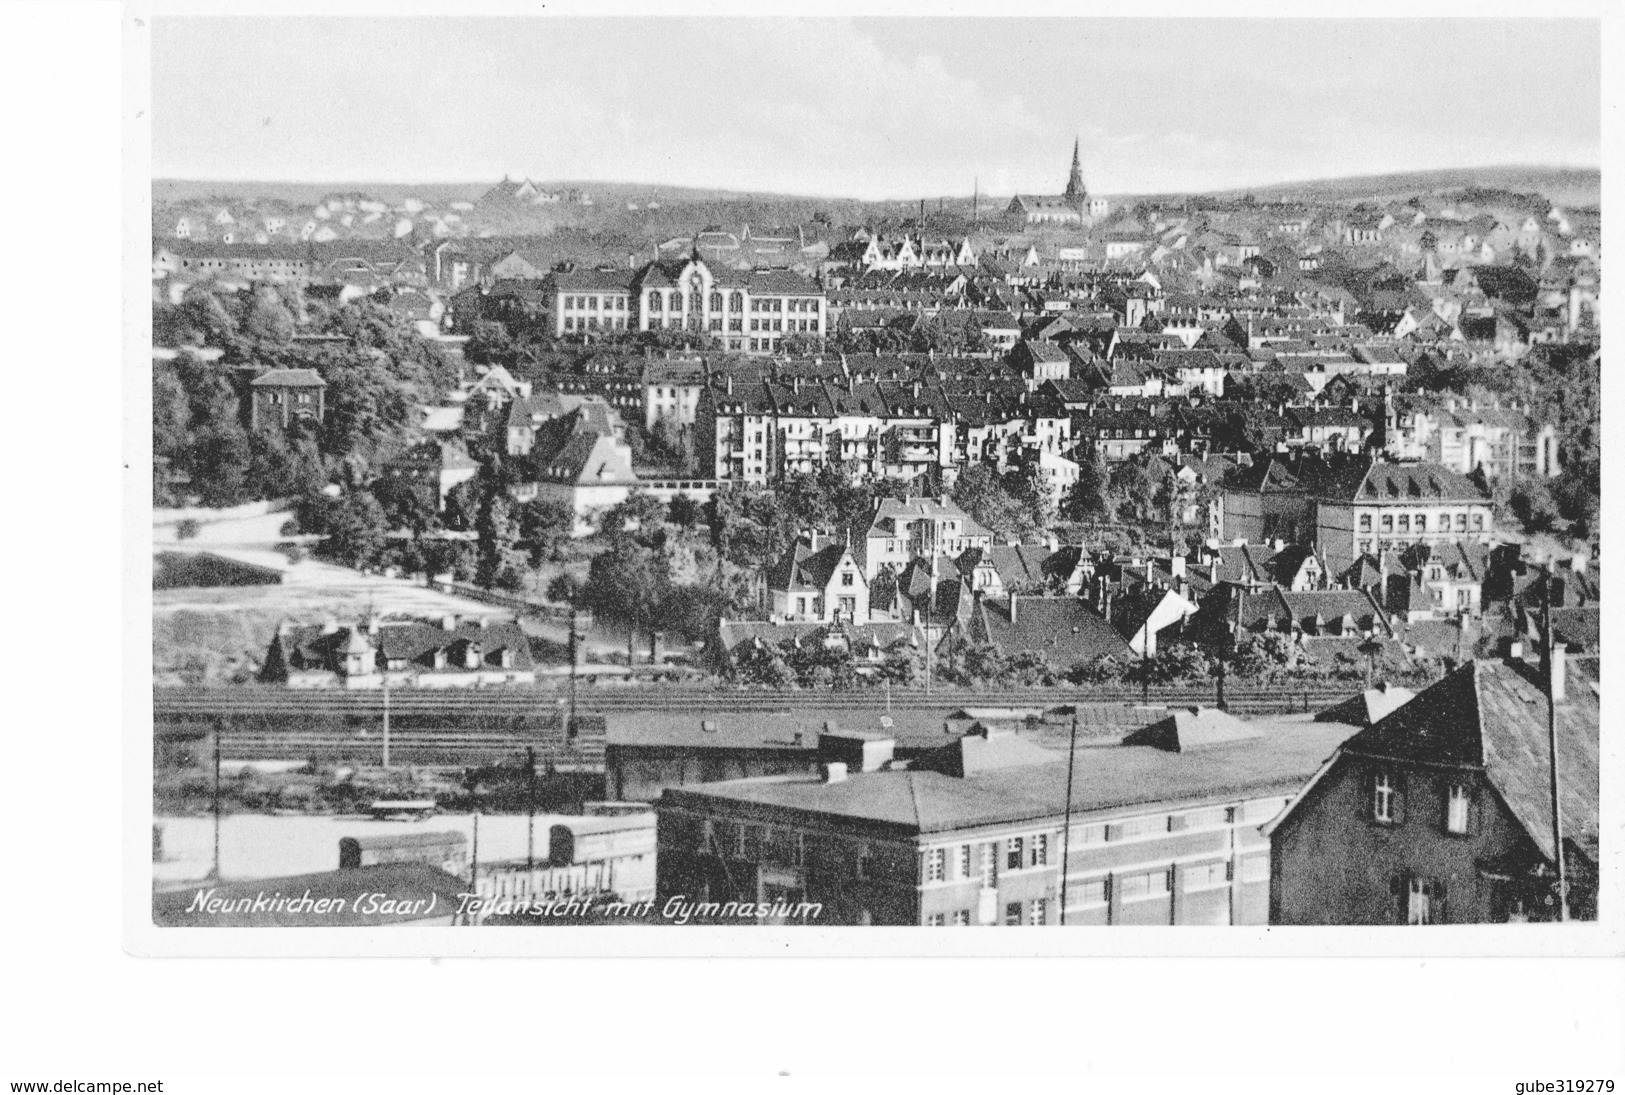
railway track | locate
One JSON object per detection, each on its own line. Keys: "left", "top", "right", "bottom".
{"left": 154, "top": 684, "right": 1362, "bottom": 715}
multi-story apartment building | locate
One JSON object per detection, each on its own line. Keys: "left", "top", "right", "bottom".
{"left": 655, "top": 716, "right": 1358, "bottom": 925}
{"left": 1381, "top": 392, "right": 1560, "bottom": 479}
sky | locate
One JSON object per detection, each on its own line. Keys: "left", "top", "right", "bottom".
{"left": 151, "top": 17, "right": 1602, "bottom": 199}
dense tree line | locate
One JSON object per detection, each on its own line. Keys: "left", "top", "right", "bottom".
{"left": 153, "top": 286, "right": 460, "bottom": 508}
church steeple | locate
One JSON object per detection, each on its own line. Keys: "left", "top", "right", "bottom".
{"left": 1063, "top": 136, "right": 1087, "bottom": 204}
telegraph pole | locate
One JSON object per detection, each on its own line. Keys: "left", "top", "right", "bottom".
{"left": 210, "top": 719, "right": 222, "bottom": 882}
{"left": 381, "top": 663, "right": 391, "bottom": 770}
{"left": 1542, "top": 568, "right": 1569, "bottom": 921}
{"left": 526, "top": 747, "right": 538, "bottom": 871}
{"left": 1058, "top": 710, "right": 1079, "bottom": 926}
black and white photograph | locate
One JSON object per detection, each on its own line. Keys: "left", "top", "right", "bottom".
{"left": 132, "top": 12, "right": 1612, "bottom": 940}
{"left": 10, "top": 3, "right": 1622, "bottom": 1090}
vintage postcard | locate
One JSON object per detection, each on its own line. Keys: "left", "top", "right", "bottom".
{"left": 128, "top": 9, "right": 1614, "bottom": 956}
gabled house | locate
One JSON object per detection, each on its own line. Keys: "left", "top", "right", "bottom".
{"left": 1266, "top": 654, "right": 1598, "bottom": 923}
{"left": 262, "top": 615, "right": 536, "bottom": 689}
{"left": 768, "top": 535, "right": 870, "bottom": 625}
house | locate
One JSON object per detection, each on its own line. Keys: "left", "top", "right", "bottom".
{"left": 643, "top": 361, "right": 706, "bottom": 431}
{"left": 767, "top": 535, "right": 870, "bottom": 624}
{"left": 248, "top": 368, "right": 326, "bottom": 431}
{"left": 856, "top": 496, "right": 995, "bottom": 583}
{"left": 654, "top": 717, "right": 1359, "bottom": 925}
{"left": 261, "top": 615, "right": 537, "bottom": 689}
{"left": 1265, "top": 653, "right": 1598, "bottom": 923}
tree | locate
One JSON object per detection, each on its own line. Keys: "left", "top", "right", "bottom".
{"left": 951, "top": 464, "right": 1042, "bottom": 542}
{"left": 474, "top": 492, "right": 526, "bottom": 590}
{"left": 443, "top": 479, "right": 481, "bottom": 532}
{"left": 667, "top": 492, "right": 702, "bottom": 529}
{"left": 870, "top": 565, "right": 899, "bottom": 613}
{"left": 599, "top": 491, "right": 668, "bottom": 542}
{"left": 516, "top": 498, "right": 574, "bottom": 564}
{"left": 315, "top": 489, "right": 389, "bottom": 569}
{"left": 241, "top": 287, "right": 296, "bottom": 348}
{"left": 546, "top": 572, "right": 584, "bottom": 605}
{"left": 1508, "top": 478, "right": 1561, "bottom": 534}
{"left": 372, "top": 473, "right": 442, "bottom": 538}
{"left": 1060, "top": 449, "right": 1110, "bottom": 521}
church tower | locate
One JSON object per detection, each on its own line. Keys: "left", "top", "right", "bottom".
{"left": 1063, "top": 137, "right": 1087, "bottom": 205}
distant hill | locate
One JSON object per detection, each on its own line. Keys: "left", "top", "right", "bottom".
{"left": 1206, "top": 165, "right": 1600, "bottom": 210}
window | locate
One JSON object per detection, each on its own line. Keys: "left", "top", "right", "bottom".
{"left": 1473, "top": 514, "right": 1485, "bottom": 531}
{"left": 1072, "top": 876, "right": 1109, "bottom": 907}
{"left": 954, "top": 845, "right": 971, "bottom": 881}
{"left": 925, "top": 848, "right": 946, "bottom": 883}
{"left": 1028, "top": 898, "right": 1048, "bottom": 926}
{"left": 1359, "top": 514, "right": 1372, "bottom": 533}
{"left": 648, "top": 293, "right": 663, "bottom": 313}
{"left": 729, "top": 291, "right": 743, "bottom": 311}
{"left": 1397, "top": 514, "right": 1410, "bottom": 534}
{"left": 926, "top": 912, "right": 946, "bottom": 927}
{"left": 1455, "top": 513, "right": 1468, "bottom": 532}
{"left": 1381, "top": 514, "right": 1393, "bottom": 533}
{"left": 709, "top": 291, "right": 723, "bottom": 312}
{"left": 1119, "top": 870, "right": 1169, "bottom": 902}
{"left": 855, "top": 844, "right": 874, "bottom": 879}
{"left": 1407, "top": 877, "right": 1435, "bottom": 925}
{"left": 1028, "top": 834, "right": 1048, "bottom": 868}
{"left": 1070, "top": 823, "right": 1105, "bottom": 846}
{"left": 951, "top": 909, "right": 971, "bottom": 926}
{"left": 1415, "top": 514, "right": 1427, "bottom": 532}
{"left": 841, "top": 571, "right": 854, "bottom": 587}
{"left": 1446, "top": 784, "right": 1470, "bottom": 834}
{"left": 980, "top": 842, "right": 998, "bottom": 887}
{"left": 1359, "top": 540, "right": 1372, "bottom": 554}
{"left": 1373, "top": 771, "right": 1399, "bottom": 824}
{"left": 1006, "top": 837, "right": 1024, "bottom": 871}
{"left": 1004, "top": 902, "right": 1023, "bottom": 926}
{"left": 1184, "top": 862, "right": 1231, "bottom": 891}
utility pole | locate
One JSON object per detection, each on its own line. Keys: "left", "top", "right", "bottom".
{"left": 1058, "top": 710, "right": 1079, "bottom": 926}
{"left": 210, "top": 719, "right": 222, "bottom": 882}
{"left": 381, "top": 662, "right": 391, "bottom": 770}
{"left": 1542, "top": 568, "right": 1569, "bottom": 921}
{"left": 526, "top": 746, "right": 537, "bottom": 871}
{"left": 567, "top": 610, "right": 581, "bottom": 741}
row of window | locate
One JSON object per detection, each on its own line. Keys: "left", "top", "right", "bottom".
{"left": 1357, "top": 512, "right": 1485, "bottom": 534}
{"left": 561, "top": 316, "right": 628, "bottom": 332}
{"left": 921, "top": 834, "right": 1052, "bottom": 886}
{"left": 1370, "top": 770, "right": 1473, "bottom": 835}
{"left": 643, "top": 292, "right": 822, "bottom": 314}
{"left": 560, "top": 294, "right": 630, "bottom": 311}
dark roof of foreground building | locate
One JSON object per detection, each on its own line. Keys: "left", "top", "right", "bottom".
{"left": 661, "top": 721, "right": 1359, "bottom": 836}
{"left": 1312, "top": 659, "right": 1599, "bottom": 863}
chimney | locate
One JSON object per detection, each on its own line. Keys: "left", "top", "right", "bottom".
{"left": 1009, "top": 594, "right": 1017, "bottom": 624}
{"left": 464, "top": 641, "right": 481, "bottom": 670}
{"left": 1547, "top": 641, "right": 1567, "bottom": 704}
{"left": 726, "top": 374, "right": 734, "bottom": 396}
{"left": 441, "top": 614, "right": 457, "bottom": 631}
{"left": 365, "top": 615, "right": 381, "bottom": 636}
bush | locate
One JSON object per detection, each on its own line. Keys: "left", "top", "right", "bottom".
{"left": 175, "top": 518, "right": 202, "bottom": 541}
